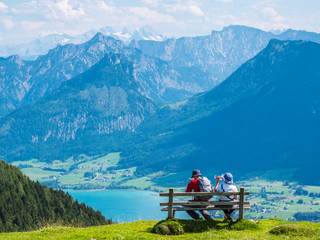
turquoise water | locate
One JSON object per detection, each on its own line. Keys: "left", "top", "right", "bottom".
{"left": 66, "top": 190, "right": 191, "bottom": 223}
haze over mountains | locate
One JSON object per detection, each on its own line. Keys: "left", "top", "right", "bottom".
{"left": 0, "top": 25, "right": 320, "bottom": 185}
{"left": 0, "top": 26, "right": 165, "bottom": 60}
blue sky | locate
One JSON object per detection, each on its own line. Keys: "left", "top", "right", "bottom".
{"left": 0, "top": 0, "right": 319, "bottom": 45}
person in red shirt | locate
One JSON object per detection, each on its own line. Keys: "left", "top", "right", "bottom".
{"left": 185, "top": 169, "right": 212, "bottom": 220}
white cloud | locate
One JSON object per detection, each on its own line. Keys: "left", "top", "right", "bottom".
{"left": 0, "top": 2, "right": 7, "bottom": 9}
{"left": 248, "top": 2, "right": 287, "bottom": 30}
{"left": 262, "top": 7, "right": 285, "bottom": 22}
{"left": 0, "top": 1, "right": 8, "bottom": 12}
{"left": 164, "top": 3, "right": 204, "bottom": 16}
{"left": 20, "top": 0, "right": 85, "bottom": 20}
{"left": 214, "top": 0, "right": 233, "bottom": 2}
{"left": 20, "top": 21, "right": 45, "bottom": 31}
{"left": 141, "top": 0, "right": 160, "bottom": 8}
{"left": 2, "top": 19, "right": 14, "bottom": 29}
{"left": 188, "top": 5, "right": 204, "bottom": 16}
{"left": 0, "top": 0, "right": 318, "bottom": 46}
{"left": 129, "top": 7, "right": 176, "bottom": 23}
{"left": 54, "top": 0, "right": 84, "bottom": 19}
{"left": 98, "top": 1, "right": 114, "bottom": 12}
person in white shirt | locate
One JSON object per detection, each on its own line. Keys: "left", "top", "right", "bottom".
{"left": 214, "top": 172, "right": 238, "bottom": 221}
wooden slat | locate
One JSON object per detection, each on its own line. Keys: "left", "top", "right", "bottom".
{"left": 160, "top": 201, "right": 250, "bottom": 206}
{"left": 161, "top": 204, "right": 251, "bottom": 211}
{"left": 159, "top": 191, "right": 249, "bottom": 197}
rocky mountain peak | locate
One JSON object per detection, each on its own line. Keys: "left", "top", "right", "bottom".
{"left": 7, "top": 55, "right": 24, "bottom": 65}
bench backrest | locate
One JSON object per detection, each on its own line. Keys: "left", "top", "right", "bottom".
{"left": 159, "top": 187, "right": 249, "bottom": 219}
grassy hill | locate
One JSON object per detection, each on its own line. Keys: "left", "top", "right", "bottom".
{"left": 0, "top": 219, "right": 319, "bottom": 239}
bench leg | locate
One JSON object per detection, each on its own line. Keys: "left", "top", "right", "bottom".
{"left": 239, "top": 187, "right": 245, "bottom": 220}
{"left": 168, "top": 188, "right": 174, "bottom": 218}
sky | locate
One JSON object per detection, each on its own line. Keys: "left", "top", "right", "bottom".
{"left": 0, "top": 0, "right": 319, "bottom": 45}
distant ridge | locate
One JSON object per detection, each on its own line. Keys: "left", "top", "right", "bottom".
{"left": 0, "top": 26, "right": 165, "bottom": 59}
{"left": 121, "top": 40, "right": 320, "bottom": 185}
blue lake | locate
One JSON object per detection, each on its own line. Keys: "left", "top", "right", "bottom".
{"left": 66, "top": 190, "right": 191, "bottom": 223}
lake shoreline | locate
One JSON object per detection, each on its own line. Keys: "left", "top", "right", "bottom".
{"left": 64, "top": 189, "right": 174, "bottom": 222}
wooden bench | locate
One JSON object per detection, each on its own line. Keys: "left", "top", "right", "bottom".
{"left": 160, "top": 187, "right": 250, "bottom": 219}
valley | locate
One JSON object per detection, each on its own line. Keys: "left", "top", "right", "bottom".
{"left": 1, "top": 1, "right": 320, "bottom": 237}
{"left": 13, "top": 154, "right": 320, "bottom": 221}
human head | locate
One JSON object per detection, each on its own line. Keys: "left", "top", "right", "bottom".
{"left": 221, "top": 173, "right": 233, "bottom": 184}
{"left": 191, "top": 169, "right": 202, "bottom": 178}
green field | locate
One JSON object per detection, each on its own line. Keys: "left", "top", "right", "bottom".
{"left": 20, "top": 168, "right": 63, "bottom": 181}
{"left": 0, "top": 219, "right": 319, "bottom": 240}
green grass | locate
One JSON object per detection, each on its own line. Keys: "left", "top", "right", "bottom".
{"left": 12, "top": 153, "right": 124, "bottom": 189}
{"left": 0, "top": 219, "right": 319, "bottom": 240}
{"left": 59, "top": 173, "right": 83, "bottom": 185}
{"left": 12, "top": 159, "right": 47, "bottom": 168}
{"left": 21, "top": 168, "right": 62, "bottom": 180}
{"left": 78, "top": 152, "right": 121, "bottom": 171}
{"left": 120, "top": 176, "right": 153, "bottom": 189}
{"left": 304, "top": 185, "right": 320, "bottom": 192}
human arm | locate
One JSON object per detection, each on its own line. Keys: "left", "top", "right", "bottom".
{"left": 186, "top": 179, "right": 196, "bottom": 192}
{"left": 233, "top": 186, "right": 238, "bottom": 200}
{"left": 214, "top": 176, "right": 221, "bottom": 192}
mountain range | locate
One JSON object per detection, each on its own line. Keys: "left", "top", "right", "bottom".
{"left": 0, "top": 33, "right": 203, "bottom": 118}
{"left": 0, "top": 26, "right": 165, "bottom": 60}
{"left": 0, "top": 26, "right": 320, "bottom": 186}
{"left": 2, "top": 25, "right": 320, "bottom": 119}
{"left": 1, "top": 39, "right": 320, "bottom": 185}
{"left": 0, "top": 52, "right": 158, "bottom": 160}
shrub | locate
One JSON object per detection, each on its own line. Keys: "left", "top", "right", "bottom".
{"left": 230, "top": 219, "right": 259, "bottom": 231}
{"left": 152, "top": 219, "right": 184, "bottom": 235}
{"left": 294, "top": 186, "right": 308, "bottom": 196}
{"left": 270, "top": 224, "right": 315, "bottom": 237}
{"left": 152, "top": 218, "right": 260, "bottom": 235}
{"left": 294, "top": 211, "right": 320, "bottom": 221}
{"left": 297, "top": 199, "right": 304, "bottom": 204}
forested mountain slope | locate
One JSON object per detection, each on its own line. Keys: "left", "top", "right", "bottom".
{"left": 121, "top": 40, "right": 320, "bottom": 185}
{"left": 0, "top": 159, "right": 111, "bottom": 232}
{"left": 0, "top": 52, "right": 158, "bottom": 161}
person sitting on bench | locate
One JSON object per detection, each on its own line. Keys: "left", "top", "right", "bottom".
{"left": 185, "top": 169, "right": 213, "bottom": 220}
{"left": 214, "top": 173, "right": 238, "bottom": 221}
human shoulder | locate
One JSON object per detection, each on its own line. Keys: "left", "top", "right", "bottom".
{"left": 191, "top": 179, "right": 198, "bottom": 184}
{"left": 187, "top": 179, "right": 198, "bottom": 187}
{"left": 230, "top": 184, "right": 238, "bottom": 191}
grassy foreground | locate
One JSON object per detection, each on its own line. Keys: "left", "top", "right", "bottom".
{"left": 0, "top": 219, "right": 319, "bottom": 240}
